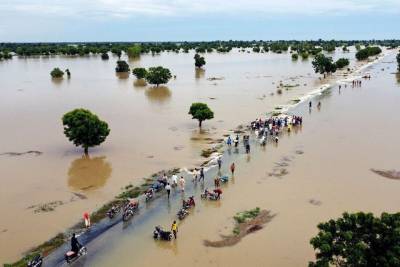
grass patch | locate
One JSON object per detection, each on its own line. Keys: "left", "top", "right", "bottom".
{"left": 201, "top": 147, "right": 218, "bottom": 158}
{"left": 233, "top": 207, "right": 261, "bottom": 224}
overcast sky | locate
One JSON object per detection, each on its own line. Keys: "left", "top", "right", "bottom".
{"left": 0, "top": 0, "right": 399, "bottom": 42}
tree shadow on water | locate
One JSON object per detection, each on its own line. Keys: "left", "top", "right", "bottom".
{"left": 68, "top": 155, "right": 112, "bottom": 191}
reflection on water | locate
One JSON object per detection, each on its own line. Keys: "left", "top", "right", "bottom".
{"left": 396, "top": 73, "right": 400, "bottom": 84}
{"left": 51, "top": 77, "right": 63, "bottom": 86}
{"left": 145, "top": 86, "right": 171, "bottom": 103}
{"left": 195, "top": 68, "right": 205, "bottom": 79}
{"left": 68, "top": 155, "right": 112, "bottom": 191}
{"left": 116, "top": 72, "right": 130, "bottom": 79}
{"left": 133, "top": 79, "right": 147, "bottom": 87}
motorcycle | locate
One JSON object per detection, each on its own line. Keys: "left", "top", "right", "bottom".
{"left": 27, "top": 254, "right": 43, "bottom": 267}
{"left": 201, "top": 189, "right": 222, "bottom": 200}
{"left": 182, "top": 196, "right": 195, "bottom": 209}
{"left": 106, "top": 205, "right": 121, "bottom": 219}
{"left": 64, "top": 246, "right": 87, "bottom": 264}
{"left": 151, "top": 182, "right": 164, "bottom": 192}
{"left": 145, "top": 188, "right": 154, "bottom": 202}
{"left": 219, "top": 175, "right": 229, "bottom": 183}
{"left": 122, "top": 201, "right": 139, "bottom": 221}
{"left": 153, "top": 226, "right": 173, "bottom": 241}
{"left": 177, "top": 208, "right": 189, "bottom": 220}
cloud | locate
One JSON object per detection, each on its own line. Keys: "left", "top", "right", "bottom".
{"left": 1, "top": 0, "right": 399, "bottom": 20}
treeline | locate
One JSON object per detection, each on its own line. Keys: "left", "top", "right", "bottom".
{"left": 0, "top": 39, "right": 398, "bottom": 58}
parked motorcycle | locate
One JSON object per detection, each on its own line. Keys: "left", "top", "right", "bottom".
{"left": 182, "top": 196, "right": 195, "bottom": 209}
{"left": 106, "top": 205, "right": 121, "bottom": 219}
{"left": 122, "top": 201, "right": 139, "bottom": 221}
{"left": 177, "top": 208, "right": 189, "bottom": 220}
{"left": 153, "top": 226, "right": 173, "bottom": 241}
{"left": 201, "top": 189, "right": 222, "bottom": 200}
{"left": 64, "top": 246, "right": 87, "bottom": 264}
{"left": 145, "top": 188, "right": 154, "bottom": 202}
{"left": 219, "top": 175, "right": 229, "bottom": 183}
{"left": 27, "top": 254, "right": 43, "bottom": 267}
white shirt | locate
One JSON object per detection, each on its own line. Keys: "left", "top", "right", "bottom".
{"left": 171, "top": 175, "right": 178, "bottom": 184}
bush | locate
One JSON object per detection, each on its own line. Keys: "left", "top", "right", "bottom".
{"left": 292, "top": 53, "right": 299, "bottom": 60}
{"left": 115, "top": 60, "right": 130, "bottom": 72}
{"left": 335, "top": 58, "right": 350, "bottom": 69}
{"left": 101, "top": 52, "right": 109, "bottom": 60}
{"left": 145, "top": 66, "right": 172, "bottom": 86}
{"left": 50, "top": 68, "right": 64, "bottom": 78}
{"left": 356, "top": 46, "right": 382, "bottom": 60}
{"left": 132, "top": 67, "right": 148, "bottom": 79}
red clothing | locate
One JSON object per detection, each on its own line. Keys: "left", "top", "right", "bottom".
{"left": 83, "top": 212, "right": 89, "bottom": 220}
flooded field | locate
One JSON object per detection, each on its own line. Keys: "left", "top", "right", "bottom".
{"left": 0, "top": 47, "right": 391, "bottom": 263}
{"left": 74, "top": 52, "right": 400, "bottom": 267}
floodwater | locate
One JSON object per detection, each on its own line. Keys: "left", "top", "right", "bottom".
{"left": 75, "top": 51, "right": 400, "bottom": 267}
{"left": 0, "top": 47, "right": 388, "bottom": 263}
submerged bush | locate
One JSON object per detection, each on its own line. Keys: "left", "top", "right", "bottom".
{"left": 50, "top": 68, "right": 64, "bottom": 78}
{"left": 335, "top": 58, "right": 350, "bottom": 69}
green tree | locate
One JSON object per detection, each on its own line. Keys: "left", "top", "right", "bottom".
{"left": 194, "top": 54, "right": 206, "bottom": 68}
{"left": 50, "top": 68, "right": 64, "bottom": 78}
{"left": 301, "top": 51, "right": 309, "bottom": 60}
{"left": 309, "top": 212, "right": 400, "bottom": 267}
{"left": 115, "top": 60, "right": 130, "bottom": 72}
{"left": 335, "top": 58, "right": 350, "bottom": 69}
{"left": 127, "top": 45, "right": 141, "bottom": 58}
{"left": 292, "top": 53, "right": 299, "bottom": 60}
{"left": 356, "top": 46, "right": 382, "bottom": 60}
{"left": 62, "top": 109, "right": 110, "bottom": 155}
{"left": 312, "top": 54, "right": 337, "bottom": 75}
{"left": 397, "top": 52, "right": 400, "bottom": 71}
{"left": 132, "top": 67, "right": 148, "bottom": 79}
{"left": 145, "top": 66, "right": 172, "bottom": 86}
{"left": 188, "top": 103, "right": 214, "bottom": 127}
{"left": 101, "top": 52, "right": 109, "bottom": 60}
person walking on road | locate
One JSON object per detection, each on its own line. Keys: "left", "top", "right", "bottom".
{"left": 165, "top": 183, "right": 171, "bottom": 199}
{"left": 171, "top": 221, "right": 178, "bottom": 239}
{"left": 217, "top": 157, "right": 222, "bottom": 170}
{"left": 230, "top": 163, "right": 235, "bottom": 176}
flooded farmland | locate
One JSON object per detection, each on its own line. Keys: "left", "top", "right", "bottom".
{"left": 0, "top": 47, "right": 395, "bottom": 264}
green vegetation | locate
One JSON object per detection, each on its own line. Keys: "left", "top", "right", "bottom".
{"left": 397, "top": 52, "right": 400, "bottom": 71}
{"left": 145, "top": 66, "right": 172, "bottom": 86}
{"left": 312, "top": 54, "right": 337, "bottom": 75}
{"left": 355, "top": 46, "right": 382, "bottom": 60}
{"left": 291, "top": 53, "right": 298, "bottom": 60}
{"left": 252, "top": 46, "right": 261, "bottom": 53}
{"left": 232, "top": 207, "right": 261, "bottom": 235}
{"left": 115, "top": 60, "right": 130, "bottom": 72}
{"left": 188, "top": 102, "right": 214, "bottom": 127}
{"left": 101, "top": 52, "right": 109, "bottom": 60}
{"left": 194, "top": 53, "right": 206, "bottom": 68}
{"left": 132, "top": 67, "right": 148, "bottom": 79}
{"left": 127, "top": 44, "right": 141, "bottom": 58}
{"left": 335, "top": 58, "right": 350, "bottom": 69}
{"left": 50, "top": 67, "right": 64, "bottom": 78}
{"left": 62, "top": 109, "right": 110, "bottom": 155}
{"left": 309, "top": 212, "right": 400, "bottom": 267}
{"left": 301, "top": 51, "right": 309, "bottom": 60}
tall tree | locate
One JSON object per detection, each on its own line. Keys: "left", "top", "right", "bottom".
{"left": 188, "top": 103, "right": 214, "bottom": 128}
{"left": 397, "top": 52, "right": 400, "bottom": 71}
{"left": 62, "top": 109, "right": 110, "bottom": 155}
{"left": 312, "top": 54, "right": 337, "bottom": 75}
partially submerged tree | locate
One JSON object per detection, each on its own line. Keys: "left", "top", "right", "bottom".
{"left": 101, "top": 52, "right": 109, "bottom": 60}
{"left": 62, "top": 109, "right": 110, "bottom": 155}
{"left": 309, "top": 212, "right": 400, "bottom": 267}
{"left": 335, "top": 58, "right": 350, "bottom": 69}
{"left": 194, "top": 53, "right": 206, "bottom": 68}
{"left": 292, "top": 53, "right": 299, "bottom": 60}
{"left": 188, "top": 102, "right": 214, "bottom": 127}
{"left": 145, "top": 66, "right": 172, "bottom": 86}
{"left": 397, "top": 52, "right": 400, "bottom": 71}
{"left": 50, "top": 67, "right": 64, "bottom": 78}
{"left": 115, "top": 60, "right": 130, "bottom": 72}
{"left": 312, "top": 54, "right": 337, "bottom": 75}
{"left": 132, "top": 67, "right": 148, "bottom": 79}
{"left": 127, "top": 45, "right": 141, "bottom": 58}
{"left": 355, "top": 46, "right": 382, "bottom": 60}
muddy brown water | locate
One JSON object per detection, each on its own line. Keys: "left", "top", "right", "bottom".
{"left": 0, "top": 47, "right": 389, "bottom": 263}
{"left": 68, "top": 52, "right": 400, "bottom": 267}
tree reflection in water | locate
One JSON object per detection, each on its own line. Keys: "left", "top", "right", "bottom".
{"left": 68, "top": 155, "right": 112, "bottom": 191}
